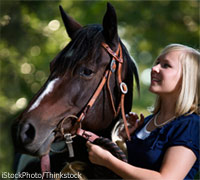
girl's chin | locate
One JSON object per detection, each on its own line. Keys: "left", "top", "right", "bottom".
{"left": 149, "top": 87, "right": 160, "bottom": 94}
{"left": 148, "top": 86, "right": 154, "bottom": 92}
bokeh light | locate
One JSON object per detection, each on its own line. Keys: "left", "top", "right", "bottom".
{"left": 30, "top": 46, "right": 41, "bottom": 56}
{"left": 141, "top": 68, "right": 151, "bottom": 86}
{"left": 16, "top": 97, "right": 27, "bottom": 109}
{"left": 20, "top": 63, "right": 32, "bottom": 74}
{"left": 48, "top": 19, "right": 60, "bottom": 31}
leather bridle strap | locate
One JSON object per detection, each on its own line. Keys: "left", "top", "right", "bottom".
{"left": 101, "top": 42, "right": 123, "bottom": 63}
{"left": 76, "top": 42, "right": 130, "bottom": 141}
{"left": 102, "top": 42, "right": 130, "bottom": 141}
{"left": 76, "top": 43, "right": 120, "bottom": 124}
{"left": 76, "top": 69, "right": 110, "bottom": 123}
{"left": 76, "top": 128, "right": 99, "bottom": 142}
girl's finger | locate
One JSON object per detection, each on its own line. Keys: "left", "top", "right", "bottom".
{"left": 129, "top": 115, "right": 139, "bottom": 125}
{"left": 86, "top": 141, "right": 92, "bottom": 148}
{"left": 138, "top": 114, "right": 144, "bottom": 126}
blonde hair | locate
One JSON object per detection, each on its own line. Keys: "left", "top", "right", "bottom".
{"left": 153, "top": 43, "right": 200, "bottom": 116}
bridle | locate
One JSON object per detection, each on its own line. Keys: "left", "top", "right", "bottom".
{"left": 59, "top": 41, "right": 130, "bottom": 141}
{"left": 40, "top": 42, "right": 131, "bottom": 176}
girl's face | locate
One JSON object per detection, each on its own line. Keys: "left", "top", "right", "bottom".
{"left": 149, "top": 50, "right": 182, "bottom": 97}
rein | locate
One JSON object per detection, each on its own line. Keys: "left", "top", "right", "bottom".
{"left": 40, "top": 42, "right": 130, "bottom": 175}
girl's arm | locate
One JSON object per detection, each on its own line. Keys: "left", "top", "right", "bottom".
{"left": 86, "top": 142, "right": 196, "bottom": 180}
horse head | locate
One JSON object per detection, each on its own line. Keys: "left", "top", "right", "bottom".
{"left": 12, "top": 3, "right": 139, "bottom": 157}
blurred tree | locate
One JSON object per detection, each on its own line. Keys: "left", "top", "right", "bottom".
{"left": 0, "top": 0, "right": 199, "bottom": 174}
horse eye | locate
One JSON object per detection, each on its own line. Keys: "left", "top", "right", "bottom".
{"left": 80, "top": 68, "right": 93, "bottom": 77}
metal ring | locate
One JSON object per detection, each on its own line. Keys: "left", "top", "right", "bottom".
{"left": 60, "top": 115, "right": 78, "bottom": 136}
{"left": 64, "top": 133, "right": 76, "bottom": 140}
{"left": 120, "top": 82, "right": 128, "bottom": 94}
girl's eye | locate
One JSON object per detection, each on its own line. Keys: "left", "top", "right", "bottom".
{"left": 80, "top": 67, "right": 93, "bottom": 77}
{"left": 163, "top": 63, "right": 170, "bottom": 68}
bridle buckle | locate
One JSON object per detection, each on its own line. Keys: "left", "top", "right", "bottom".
{"left": 110, "top": 59, "right": 117, "bottom": 72}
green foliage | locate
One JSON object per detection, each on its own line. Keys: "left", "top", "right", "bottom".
{"left": 0, "top": 0, "right": 199, "bottom": 174}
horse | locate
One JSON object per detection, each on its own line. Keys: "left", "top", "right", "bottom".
{"left": 12, "top": 3, "right": 139, "bottom": 179}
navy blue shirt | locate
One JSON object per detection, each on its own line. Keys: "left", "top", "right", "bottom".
{"left": 126, "top": 113, "right": 199, "bottom": 179}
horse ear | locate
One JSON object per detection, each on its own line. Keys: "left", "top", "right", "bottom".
{"left": 59, "top": 5, "right": 82, "bottom": 39}
{"left": 102, "top": 3, "right": 119, "bottom": 49}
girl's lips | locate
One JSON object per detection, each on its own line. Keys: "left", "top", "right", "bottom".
{"left": 152, "top": 78, "right": 160, "bottom": 82}
{"left": 151, "top": 75, "right": 161, "bottom": 84}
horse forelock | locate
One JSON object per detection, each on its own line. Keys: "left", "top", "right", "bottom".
{"left": 51, "top": 24, "right": 104, "bottom": 75}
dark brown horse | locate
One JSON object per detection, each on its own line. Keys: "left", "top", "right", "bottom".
{"left": 12, "top": 3, "right": 139, "bottom": 179}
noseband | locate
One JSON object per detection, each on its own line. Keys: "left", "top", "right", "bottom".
{"left": 59, "top": 42, "right": 130, "bottom": 141}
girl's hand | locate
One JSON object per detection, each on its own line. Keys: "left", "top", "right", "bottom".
{"left": 119, "top": 112, "right": 144, "bottom": 140}
{"left": 86, "top": 141, "right": 113, "bottom": 166}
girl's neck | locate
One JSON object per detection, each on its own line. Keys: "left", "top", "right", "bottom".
{"left": 158, "top": 89, "right": 180, "bottom": 117}
{"left": 159, "top": 96, "right": 176, "bottom": 118}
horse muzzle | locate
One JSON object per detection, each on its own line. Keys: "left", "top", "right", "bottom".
{"left": 12, "top": 119, "right": 55, "bottom": 156}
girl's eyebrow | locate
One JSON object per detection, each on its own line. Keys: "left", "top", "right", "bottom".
{"left": 163, "top": 59, "right": 170, "bottom": 63}
{"left": 157, "top": 57, "right": 171, "bottom": 63}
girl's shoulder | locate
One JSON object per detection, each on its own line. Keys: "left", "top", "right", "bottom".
{"left": 174, "top": 113, "right": 200, "bottom": 126}
{"left": 179, "top": 112, "right": 199, "bottom": 119}
{"left": 166, "top": 113, "right": 199, "bottom": 159}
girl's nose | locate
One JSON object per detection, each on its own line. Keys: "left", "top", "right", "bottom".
{"left": 152, "top": 64, "right": 160, "bottom": 73}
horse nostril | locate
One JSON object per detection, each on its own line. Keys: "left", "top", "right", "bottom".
{"left": 20, "top": 123, "right": 35, "bottom": 145}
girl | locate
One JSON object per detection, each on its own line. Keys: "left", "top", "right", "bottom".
{"left": 86, "top": 44, "right": 200, "bottom": 179}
